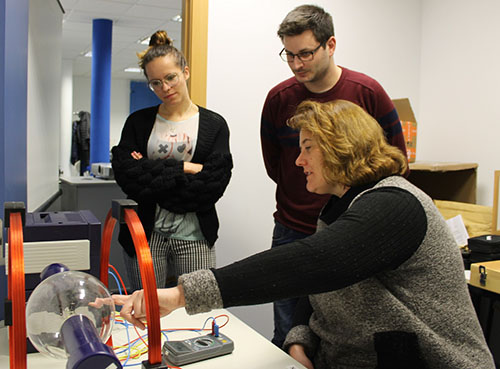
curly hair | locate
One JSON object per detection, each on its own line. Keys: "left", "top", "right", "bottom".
{"left": 137, "top": 30, "right": 187, "bottom": 77}
{"left": 288, "top": 100, "right": 407, "bottom": 187}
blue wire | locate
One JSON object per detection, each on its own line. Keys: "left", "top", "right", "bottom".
{"left": 114, "top": 322, "right": 132, "bottom": 358}
{"left": 200, "top": 317, "right": 215, "bottom": 332}
{"left": 117, "top": 321, "right": 150, "bottom": 366}
{"left": 108, "top": 268, "right": 122, "bottom": 295}
{"left": 108, "top": 268, "right": 223, "bottom": 366}
{"left": 109, "top": 268, "right": 133, "bottom": 363}
{"left": 124, "top": 332, "right": 149, "bottom": 367}
{"left": 108, "top": 268, "right": 152, "bottom": 367}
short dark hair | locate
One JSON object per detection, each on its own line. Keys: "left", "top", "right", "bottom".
{"left": 277, "top": 5, "right": 334, "bottom": 45}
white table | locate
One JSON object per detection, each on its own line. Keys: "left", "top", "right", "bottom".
{"left": 0, "top": 308, "right": 305, "bottom": 369}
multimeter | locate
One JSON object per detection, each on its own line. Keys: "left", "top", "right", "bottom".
{"left": 162, "top": 333, "right": 234, "bottom": 366}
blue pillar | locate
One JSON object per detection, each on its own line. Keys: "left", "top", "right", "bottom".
{"left": 0, "top": 0, "right": 29, "bottom": 321}
{"left": 90, "top": 19, "right": 112, "bottom": 166}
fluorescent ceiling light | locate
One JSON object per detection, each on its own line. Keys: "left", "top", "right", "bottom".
{"left": 84, "top": 50, "right": 92, "bottom": 57}
{"left": 171, "top": 14, "right": 182, "bottom": 22}
{"left": 124, "top": 67, "right": 141, "bottom": 73}
{"left": 138, "top": 36, "right": 176, "bottom": 46}
{"left": 139, "top": 37, "right": 150, "bottom": 45}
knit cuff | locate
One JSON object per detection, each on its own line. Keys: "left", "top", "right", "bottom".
{"left": 283, "top": 325, "right": 318, "bottom": 357}
{"left": 178, "top": 269, "right": 224, "bottom": 315}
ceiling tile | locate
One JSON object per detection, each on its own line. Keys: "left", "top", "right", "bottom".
{"left": 59, "top": 0, "right": 183, "bottom": 79}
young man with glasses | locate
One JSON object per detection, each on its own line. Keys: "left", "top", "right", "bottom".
{"left": 260, "top": 4, "right": 408, "bottom": 349}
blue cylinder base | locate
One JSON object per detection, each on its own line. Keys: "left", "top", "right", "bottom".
{"left": 60, "top": 315, "right": 122, "bottom": 369}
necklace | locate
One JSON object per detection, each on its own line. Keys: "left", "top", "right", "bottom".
{"left": 159, "top": 101, "right": 196, "bottom": 122}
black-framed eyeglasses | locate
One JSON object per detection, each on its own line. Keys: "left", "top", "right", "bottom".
{"left": 148, "top": 73, "right": 180, "bottom": 91}
{"left": 279, "top": 44, "right": 323, "bottom": 63}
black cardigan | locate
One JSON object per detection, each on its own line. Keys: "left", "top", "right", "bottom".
{"left": 111, "top": 105, "right": 232, "bottom": 256}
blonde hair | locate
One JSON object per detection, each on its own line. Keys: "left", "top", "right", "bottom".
{"left": 137, "top": 30, "right": 187, "bottom": 77}
{"left": 288, "top": 100, "right": 407, "bottom": 186}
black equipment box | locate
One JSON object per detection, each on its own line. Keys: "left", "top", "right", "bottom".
{"left": 468, "top": 235, "right": 500, "bottom": 266}
{"left": 22, "top": 210, "right": 101, "bottom": 299}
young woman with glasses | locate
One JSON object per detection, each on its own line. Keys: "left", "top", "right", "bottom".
{"left": 111, "top": 30, "right": 233, "bottom": 292}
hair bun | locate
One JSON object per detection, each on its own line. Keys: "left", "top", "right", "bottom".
{"left": 149, "top": 30, "right": 173, "bottom": 47}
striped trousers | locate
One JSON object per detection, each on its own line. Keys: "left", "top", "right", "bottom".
{"left": 123, "top": 231, "right": 215, "bottom": 292}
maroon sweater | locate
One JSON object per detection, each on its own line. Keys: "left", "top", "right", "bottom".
{"left": 260, "top": 66, "right": 408, "bottom": 234}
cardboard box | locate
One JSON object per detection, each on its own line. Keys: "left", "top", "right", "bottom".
{"left": 408, "top": 162, "right": 478, "bottom": 203}
{"left": 434, "top": 199, "right": 492, "bottom": 238}
{"left": 470, "top": 260, "right": 500, "bottom": 294}
{"left": 393, "top": 98, "right": 417, "bottom": 163}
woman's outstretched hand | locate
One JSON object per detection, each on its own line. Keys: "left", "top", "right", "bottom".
{"left": 112, "top": 285, "right": 186, "bottom": 330}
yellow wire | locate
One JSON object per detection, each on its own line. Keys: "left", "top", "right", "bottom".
{"left": 113, "top": 312, "right": 151, "bottom": 362}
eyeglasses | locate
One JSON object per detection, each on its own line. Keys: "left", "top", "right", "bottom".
{"left": 148, "top": 73, "right": 180, "bottom": 91}
{"left": 279, "top": 44, "right": 323, "bottom": 63}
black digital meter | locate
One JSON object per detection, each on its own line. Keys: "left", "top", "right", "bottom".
{"left": 162, "top": 333, "right": 234, "bottom": 366}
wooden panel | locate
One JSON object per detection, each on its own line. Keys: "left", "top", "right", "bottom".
{"left": 182, "top": 0, "right": 208, "bottom": 107}
{"left": 470, "top": 260, "right": 500, "bottom": 294}
{"left": 493, "top": 171, "right": 500, "bottom": 235}
{"left": 434, "top": 199, "right": 492, "bottom": 238}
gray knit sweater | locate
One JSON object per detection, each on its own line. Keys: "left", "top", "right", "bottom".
{"left": 178, "top": 176, "right": 494, "bottom": 368}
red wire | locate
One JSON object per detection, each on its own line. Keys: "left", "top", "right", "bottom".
{"left": 213, "top": 314, "right": 230, "bottom": 329}
{"left": 108, "top": 262, "right": 151, "bottom": 350}
{"left": 108, "top": 263, "right": 128, "bottom": 295}
{"left": 107, "top": 243, "right": 151, "bottom": 354}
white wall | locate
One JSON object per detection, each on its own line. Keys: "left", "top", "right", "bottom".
{"left": 60, "top": 59, "right": 78, "bottom": 177}
{"left": 207, "top": 0, "right": 421, "bottom": 339}
{"left": 27, "top": 0, "right": 62, "bottom": 211}
{"left": 72, "top": 76, "right": 131, "bottom": 149}
{"left": 332, "top": 0, "right": 422, "bottom": 107}
{"left": 418, "top": 0, "right": 500, "bottom": 205}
